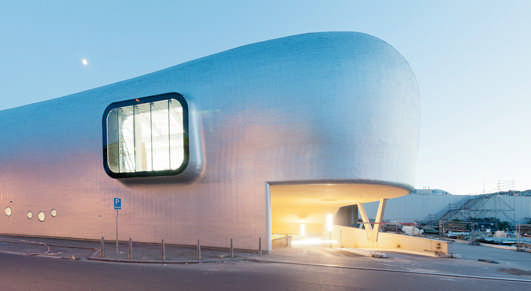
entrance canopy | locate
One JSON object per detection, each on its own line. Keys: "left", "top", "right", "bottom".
{"left": 270, "top": 180, "right": 412, "bottom": 236}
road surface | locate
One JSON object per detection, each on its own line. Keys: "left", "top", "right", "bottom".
{"left": 0, "top": 252, "right": 529, "bottom": 290}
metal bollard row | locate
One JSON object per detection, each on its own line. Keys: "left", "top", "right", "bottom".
{"left": 98, "top": 236, "right": 266, "bottom": 261}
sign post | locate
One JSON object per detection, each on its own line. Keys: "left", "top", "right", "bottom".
{"left": 114, "top": 198, "right": 122, "bottom": 255}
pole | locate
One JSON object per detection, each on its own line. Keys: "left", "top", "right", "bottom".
{"left": 230, "top": 238, "right": 234, "bottom": 258}
{"left": 128, "top": 237, "right": 133, "bottom": 259}
{"left": 116, "top": 210, "right": 119, "bottom": 255}
{"left": 197, "top": 240, "right": 201, "bottom": 260}
{"left": 161, "top": 239, "right": 166, "bottom": 261}
{"left": 259, "top": 237, "right": 262, "bottom": 256}
{"left": 517, "top": 224, "right": 520, "bottom": 251}
{"left": 100, "top": 236, "right": 105, "bottom": 257}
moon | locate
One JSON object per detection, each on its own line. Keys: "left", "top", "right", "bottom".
{"left": 81, "top": 58, "right": 88, "bottom": 66}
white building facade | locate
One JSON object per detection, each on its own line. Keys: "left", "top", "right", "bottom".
{"left": 0, "top": 32, "right": 419, "bottom": 251}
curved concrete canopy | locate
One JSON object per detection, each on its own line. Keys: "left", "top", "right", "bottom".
{"left": 272, "top": 180, "right": 412, "bottom": 204}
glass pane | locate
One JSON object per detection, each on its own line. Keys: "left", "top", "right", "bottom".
{"left": 118, "top": 106, "right": 135, "bottom": 173}
{"left": 106, "top": 108, "right": 120, "bottom": 173}
{"left": 134, "top": 103, "right": 152, "bottom": 172}
{"left": 169, "top": 99, "right": 184, "bottom": 169}
{"left": 151, "top": 100, "right": 170, "bottom": 171}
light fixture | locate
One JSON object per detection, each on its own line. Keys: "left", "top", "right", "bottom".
{"left": 326, "top": 214, "right": 334, "bottom": 232}
{"left": 26, "top": 211, "right": 33, "bottom": 219}
{"left": 50, "top": 209, "right": 57, "bottom": 217}
{"left": 4, "top": 206, "right": 12, "bottom": 217}
{"left": 38, "top": 211, "right": 45, "bottom": 222}
{"left": 300, "top": 223, "right": 306, "bottom": 236}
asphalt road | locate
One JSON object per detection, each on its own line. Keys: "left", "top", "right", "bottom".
{"left": 0, "top": 253, "right": 529, "bottom": 290}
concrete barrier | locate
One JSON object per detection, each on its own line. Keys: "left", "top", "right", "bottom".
{"left": 334, "top": 226, "right": 449, "bottom": 256}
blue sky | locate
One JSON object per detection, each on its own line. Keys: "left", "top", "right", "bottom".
{"left": 1, "top": 1, "right": 530, "bottom": 194}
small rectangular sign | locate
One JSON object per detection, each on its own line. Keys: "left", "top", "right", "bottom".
{"left": 114, "top": 198, "right": 122, "bottom": 210}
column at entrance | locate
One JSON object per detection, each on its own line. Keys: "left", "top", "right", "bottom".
{"left": 357, "top": 198, "right": 387, "bottom": 242}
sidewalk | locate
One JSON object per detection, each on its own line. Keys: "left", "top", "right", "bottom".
{"left": 0, "top": 235, "right": 260, "bottom": 264}
{"left": 0, "top": 235, "right": 99, "bottom": 260}
{"left": 1, "top": 234, "right": 530, "bottom": 281}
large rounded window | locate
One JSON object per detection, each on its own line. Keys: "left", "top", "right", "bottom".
{"left": 103, "top": 93, "right": 189, "bottom": 178}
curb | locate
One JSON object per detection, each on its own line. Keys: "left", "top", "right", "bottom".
{"left": 87, "top": 256, "right": 246, "bottom": 264}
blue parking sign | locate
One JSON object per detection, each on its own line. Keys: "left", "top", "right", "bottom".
{"left": 114, "top": 198, "right": 122, "bottom": 210}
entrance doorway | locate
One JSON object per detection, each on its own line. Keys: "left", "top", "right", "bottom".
{"left": 266, "top": 181, "right": 410, "bottom": 251}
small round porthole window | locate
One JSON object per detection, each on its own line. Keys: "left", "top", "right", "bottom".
{"left": 4, "top": 206, "right": 12, "bottom": 217}
{"left": 50, "top": 209, "right": 57, "bottom": 217}
{"left": 37, "top": 211, "right": 45, "bottom": 222}
{"left": 26, "top": 211, "right": 33, "bottom": 219}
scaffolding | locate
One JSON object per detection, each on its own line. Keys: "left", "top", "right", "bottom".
{"left": 436, "top": 192, "right": 516, "bottom": 226}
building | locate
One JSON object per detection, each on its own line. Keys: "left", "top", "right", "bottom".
{"left": 361, "top": 189, "right": 531, "bottom": 226}
{"left": 0, "top": 32, "right": 420, "bottom": 252}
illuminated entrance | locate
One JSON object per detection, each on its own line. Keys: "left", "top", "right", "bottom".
{"left": 268, "top": 181, "right": 411, "bottom": 249}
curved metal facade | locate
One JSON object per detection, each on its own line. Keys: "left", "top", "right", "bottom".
{"left": 0, "top": 32, "right": 419, "bottom": 249}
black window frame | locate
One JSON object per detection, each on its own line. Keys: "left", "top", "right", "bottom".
{"left": 102, "top": 92, "right": 189, "bottom": 178}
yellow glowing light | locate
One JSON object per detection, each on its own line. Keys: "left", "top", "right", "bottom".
{"left": 4, "top": 206, "right": 12, "bottom": 217}
{"left": 26, "top": 211, "right": 33, "bottom": 219}
{"left": 326, "top": 213, "right": 334, "bottom": 232}
{"left": 81, "top": 58, "right": 88, "bottom": 66}
{"left": 50, "top": 209, "right": 57, "bottom": 217}
{"left": 300, "top": 223, "right": 306, "bottom": 236}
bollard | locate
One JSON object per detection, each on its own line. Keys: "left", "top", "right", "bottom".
{"left": 230, "top": 238, "right": 234, "bottom": 258}
{"left": 100, "top": 236, "right": 105, "bottom": 257}
{"left": 196, "top": 240, "right": 202, "bottom": 260}
{"left": 128, "top": 238, "right": 133, "bottom": 259}
{"left": 259, "top": 237, "right": 262, "bottom": 256}
{"left": 161, "top": 239, "right": 166, "bottom": 261}
{"left": 517, "top": 224, "right": 521, "bottom": 251}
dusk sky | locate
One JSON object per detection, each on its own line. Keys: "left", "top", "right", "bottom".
{"left": 1, "top": 1, "right": 530, "bottom": 194}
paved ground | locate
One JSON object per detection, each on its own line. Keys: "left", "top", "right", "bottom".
{"left": 1, "top": 252, "right": 530, "bottom": 291}
{"left": 0, "top": 236, "right": 98, "bottom": 259}
{"left": 264, "top": 244, "right": 531, "bottom": 280}
{"left": 0, "top": 235, "right": 258, "bottom": 262}
{"left": 451, "top": 242, "right": 531, "bottom": 270}
{"left": 0, "top": 235, "right": 530, "bottom": 290}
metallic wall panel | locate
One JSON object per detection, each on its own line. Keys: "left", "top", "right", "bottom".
{"left": 0, "top": 32, "right": 419, "bottom": 249}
